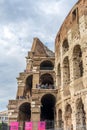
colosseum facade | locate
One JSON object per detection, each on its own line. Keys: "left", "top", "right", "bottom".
{"left": 8, "top": 0, "right": 87, "bottom": 130}
{"left": 55, "top": 0, "right": 87, "bottom": 129}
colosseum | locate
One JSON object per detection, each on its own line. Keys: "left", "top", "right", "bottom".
{"left": 8, "top": 0, "right": 87, "bottom": 130}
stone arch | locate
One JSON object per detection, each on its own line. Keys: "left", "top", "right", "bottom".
{"left": 39, "top": 73, "right": 54, "bottom": 89}
{"left": 76, "top": 98, "right": 86, "bottom": 129}
{"left": 73, "top": 45, "right": 83, "bottom": 80}
{"left": 57, "top": 63, "right": 61, "bottom": 87}
{"left": 40, "top": 60, "right": 54, "bottom": 70}
{"left": 40, "top": 92, "right": 56, "bottom": 101}
{"left": 58, "top": 109, "right": 63, "bottom": 128}
{"left": 40, "top": 94, "right": 56, "bottom": 129}
{"left": 63, "top": 56, "right": 70, "bottom": 86}
{"left": 62, "top": 39, "right": 69, "bottom": 55}
{"left": 17, "top": 102, "right": 31, "bottom": 121}
{"left": 23, "top": 75, "right": 33, "bottom": 98}
{"left": 65, "top": 104, "right": 72, "bottom": 129}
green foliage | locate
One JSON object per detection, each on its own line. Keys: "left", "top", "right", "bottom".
{"left": 0, "top": 123, "right": 2, "bottom": 129}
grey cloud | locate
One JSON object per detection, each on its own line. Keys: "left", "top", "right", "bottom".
{"left": 0, "top": 0, "right": 78, "bottom": 111}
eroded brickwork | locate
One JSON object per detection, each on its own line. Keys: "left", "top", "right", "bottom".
{"left": 8, "top": 0, "right": 87, "bottom": 130}
{"left": 8, "top": 38, "right": 56, "bottom": 130}
{"left": 55, "top": 0, "right": 87, "bottom": 130}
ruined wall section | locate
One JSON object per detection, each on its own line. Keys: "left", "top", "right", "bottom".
{"left": 55, "top": 0, "right": 87, "bottom": 129}
{"left": 16, "top": 38, "right": 55, "bottom": 99}
{"left": 55, "top": 0, "right": 87, "bottom": 89}
{"left": 55, "top": 0, "right": 87, "bottom": 55}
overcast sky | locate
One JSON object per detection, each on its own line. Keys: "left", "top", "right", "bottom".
{"left": 0, "top": 0, "right": 78, "bottom": 111}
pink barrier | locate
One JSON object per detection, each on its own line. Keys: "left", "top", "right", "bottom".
{"left": 25, "top": 122, "right": 33, "bottom": 130}
{"left": 10, "top": 122, "right": 19, "bottom": 130}
{"left": 38, "top": 121, "right": 46, "bottom": 130}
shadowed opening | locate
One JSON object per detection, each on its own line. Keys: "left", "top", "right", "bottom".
{"left": 18, "top": 102, "right": 31, "bottom": 121}
{"left": 40, "top": 60, "right": 54, "bottom": 70}
{"left": 40, "top": 94, "right": 56, "bottom": 129}
{"left": 40, "top": 73, "right": 54, "bottom": 85}
{"left": 23, "top": 75, "right": 33, "bottom": 98}
{"left": 62, "top": 39, "right": 69, "bottom": 55}
{"left": 40, "top": 94, "right": 56, "bottom": 120}
{"left": 73, "top": 45, "right": 83, "bottom": 80}
{"left": 76, "top": 98, "right": 86, "bottom": 128}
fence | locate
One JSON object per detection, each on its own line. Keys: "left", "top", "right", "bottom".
{"left": 0, "top": 121, "right": 87, "bottom": 130}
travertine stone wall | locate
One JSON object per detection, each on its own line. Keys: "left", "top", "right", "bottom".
{"left": 8, "top": 1, "right": 87, "bottom": 130}
{"left": 55, "top": 0, "right": 87, "bottom": 130}
{"left": 8, "top": 38, "right": 56, "bottom": 127}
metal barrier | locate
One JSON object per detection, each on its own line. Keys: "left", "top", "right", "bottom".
{"left": 1, "top": 123, "right": 8, "bottom": 130}
{"left": 0, "top": 122, "right": 87, "bottom": 130}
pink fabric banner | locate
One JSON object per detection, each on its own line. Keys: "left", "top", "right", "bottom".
{"left": 25, "top": 122, "right": 33, "bottom": 130}
{"left": 38, "top": 121, "right": 46, "bottom": 130}
{"left": 10, "top": 122, "right": 19, "bottom": 130}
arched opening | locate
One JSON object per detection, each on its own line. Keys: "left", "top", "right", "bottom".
{"left": 73, "top": 45, "right": 83, "bottom": 80}
{"left": 58, "top": 109, "right": 63, "bottom": 128}
{"left": 18, "top": 102, "right": 31, "bottom": 121}
{"left": 76, "top": 98, "right": 86, "bottom": 129}
{"left": 40, "top": 60, "right": 54, "bottom": 70}
{"left": 40, "top": 94, "right": 56, "bottom": 129}
{"left": 24, "top": 75, "right": 33, "bottom": 98}
{"left": 57, "top": 64, "right": 61, "bottom": 87}
{"left": 63, "top": 56, "right": 70, "bottom": 86}
{"left": 65, "top": 104, "right": 72, "bottom": 130}
{"left": 62, "top": 39, "right": 69, "bottom": 55}
{"left": 39, "top": 73, "right": 54, "bottom": 89}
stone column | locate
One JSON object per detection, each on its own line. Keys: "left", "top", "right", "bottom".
{"left": 83, "top": 95, "right": 87, "bottom": 129}
{"left": 62, "top": 107, "right": 66, "bottom": 130}
{"left": 33, "top": 72, "right": 39, "bottom": 89}
{"left": 61, "top": 61, "right": 64, "bottom": 89}
{"left": 56, "top": 107, "right": 58, "bottom": 127}
{"left": 31, "top": 102, "right": 40, "bottom": 130}
{"left": 61, "top": 90, "right": 65, "bottom": 130}
{"left": 82, "top": 45, "right": 87, "bottom": 76}
{"left": 82, "top": 45, "right": 87, "bottom": 88}
{"left": 71, "top": 100, "right": 77, "bottom": 130}
{"left": 69, "top": 55, "right": 75, "bottom": 97}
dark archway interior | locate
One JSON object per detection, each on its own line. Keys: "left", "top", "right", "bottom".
{"left": 25, "top": 75, "right": 33, "bottom": 96}
{"left": 58, "top": 109, "right": 63, "bottom": 128}
{"left": 63, "top": 56, "right": 70, "bottom": 86}
{"left": 65, "top": 104, "right": 72, "bottom": 129}
{"left": 40, "top": 73, "right": 54, "bottom": 85}
{"left": 18, "top": 102, "right": 31, "bottom": 121}
{"left": 40, "top": 60, "right": 54, "bottom": 70}
{"left": 62, "top": 39, "right": 69, "bottom": 55}
{"left": 73, "top": 45, "right": 83, "bottom": 78}
{"left": 76, "top": 99, "right": 86, "bottom": 127}
{"left": 40, "top": 94, "right": 56, "bottom": 121}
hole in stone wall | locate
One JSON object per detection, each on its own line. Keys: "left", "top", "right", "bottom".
{"left": 72, "top": 8, "right": 78, "bottom": 22}
{"left": 40, "top": 60, "right": 54, "bottom": 70}
{"left": 65, "top": 104, "right": 72, "bottom": 129}
{"left": 73, "top": 45, "right": 83, "bottom": 80}
{"left": 58, "top": 109, "right": 63, "bottom": 128}
{"left": 24, "top": 75, "right": 33, "bottom": 98}
{"left": 63, "top": 56, "right": 70, "bottom": 86}
{"left": 72, "top": 9, "right": 77, "bottom": 21}
{"left": 62, "top": 39, "right": 69, "bottom": 55}
{"left": 18, "top": 102, "right": 31, "bottom": 121}
{"left": 76, "top": 98, "right": 86, "bottom": 127}
{"left": 39, "top": 73, "right": 54, "bottom": 89}
{"left": 40, "top": 94, "right": 56, "bottom": 129}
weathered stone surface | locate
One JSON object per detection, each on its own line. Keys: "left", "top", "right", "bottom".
{"left": 8, "top": 1, "right": 87, "bottom": 130}
{"left": 8, "top": 37, "right": 56, "bottom": 125}
{"left": 55, "top": 0, "right": 87, "bottom": 129}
